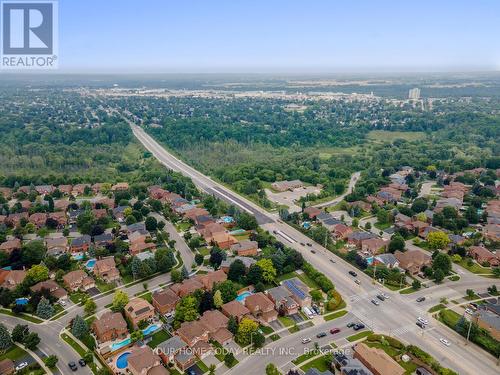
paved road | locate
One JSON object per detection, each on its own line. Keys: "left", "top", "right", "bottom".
{"left": 313, "top": 172, "right": 361, "bottom": 208}
{"left": 130, "top": 121, "right": 499, "bottom": 375}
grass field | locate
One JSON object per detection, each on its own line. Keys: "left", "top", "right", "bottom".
{"left": 147, "top": 330, "right": 171, "bottom": 348}
{"left": 323, "top": 310, "right": 348, "bottom": 321}
{"left": 367, "top": 130, "right": 426, "bottom": 143}
{"left": 0, "top": 309, "right": 43, "bottom": 323}
{"left": 0, "top": 344, "right": 27, "bottom": 362}
{"left": 300, "top": 354, "right": 332, "bottom": 372}
{"left": 346, "top": 330, "right": 373, "bottom": 342}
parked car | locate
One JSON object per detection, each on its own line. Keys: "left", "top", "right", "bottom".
{"left": 329, "top": 259, "right": 336, "bottom": 263}
{"left": 302, "top": 338, "right": 311, "bottom": 344}
{"left": 300, "top": 242, "right": 306, "bottom": 246}
{"left": 416, "top": 297, "right": 426, "bottom": 302}
{"left": 353, "top": 323, "right": 365, "bottom": 331}
{"left": 311, "top": 250, "right": 316, "bottom": 254}
{"left": 349, "top": 270, "right": 358, "bottom": 277}
{"left": 354, "top": 279, "right": 361, "bottom": 285}
{"left": 382, "top": 293, "right": 389, "bottom": 299}
{"left": 316, "top": 332, "right": 327, "bottom": 338}
{"left": 416, "top": 321, "right": 425, "bottom": 329}
{"left": 465, "top": 308, "right": 474, "bottom": 315}
{"left": 68, "top": 362, "right": 78, "bottom": 372}
{"left": 371, "top": 299, "right": 379, "bottom": 306}
{"left": 15, "top": 362, "right": 28, "bottom": 371}
{"left": 78, "top": 359, "right": 86, "bottom": 367}
{"left": 439, "top": 338, "right": 451, "bottom": 347}
{"left": 59, "top": 300, "right": 67, "bottom": 306}
{"left": 376, "top": 294, "right": 385, "bottom": 301}
{"left": 347, "top": 322, "right": 355, "bottom": 328}
{"left": 417, "top": 317, "right": 429, "bottom": 325}
{"left": 330, "top": 328, "right": 341, "bottom": 334}
{"left": 312, "top": 305, "right": 321, "bottom": 314}
{"left": 307, "top": 243, "right": 312, "bottom": 247}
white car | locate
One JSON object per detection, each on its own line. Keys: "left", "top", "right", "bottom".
{"left": 354, "top": 279, "right": 361, "bottom": 285}
{"left": 382, "top": 293, "right": 389, "bottom": 299}
{"left": 465, "top": 308, "right": 474, "bottom": 315}
{"left": 439, "top": 338, "right": 451, "bottom": 347}
{"left": 417, "top": 317, "right": 429, "bottom": 325}
{"left": 15, "top": 362, "right": 28, "bottom": 371}
{"left": 301, "top": 338, "right": 311, "bottom": 344}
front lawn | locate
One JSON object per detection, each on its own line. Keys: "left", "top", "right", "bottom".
{"left": 324, "top": 310, "right": 347, "bottom": 321}
{"left": 457, "top": 258, "right": 492, "bottom": 275}
{"left": 278, "top": 316, "right": 295, "bottom": 327}
{"left": 259, "top": 325, "right": 274, "bottom": 335}
{"left": 293, "top": 350, "right": 318, "bottom": 365}
{"left": 0, "top": 309, "right": 43, "bottom": 323}
{"left": 300, "top": 354, "right": 332, "bottom": 372}
{"left": 346, "top": 330, "right": 373, "bottom": 342}
{"left": 0, "top": 344, "right": 27, "bottom": 362}
{"left": 95, "top": 280, "right": 116, "bottom": 293}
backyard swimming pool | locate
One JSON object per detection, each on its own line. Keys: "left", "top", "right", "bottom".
{"left": 142, "top": 324, "right": 160, "bottom": 336}
{"left": 110, "top": 338, "right": 131, "bottom": 352}
{"left": 85, "top": 259, "right": 96, "bottom": 269}
{"left": 72, "top": 254, "right": 84, "bottom": 261}
{"left": 236, "top": 291, "right": 252, "bottom": 303}
{"left": 116, "top": 352, "right": 131, "bottom": 369}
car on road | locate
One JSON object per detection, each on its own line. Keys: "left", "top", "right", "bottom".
{"left": 68, "top": 362, "right": 78, "bottom": 371}
{"left": 376, "top": 294, "right": 385, "bottom": 301}
{"left": 465, "top": 308, "right": 474, "bottom": 315}
{"left": 439, "top": 338, "right": 451, "bottom": 347}
{"left": 302, "top": 338, "right": 311, "bottom": 344}
{"left": 346, "top": 322, "right": 355, "bottom": 328}
{"left": 307, "top": 243, "right": 312, "bottom": 247}
{"left": 416, "top": 297, "right": 426, "bottom": 302}
{"left": 417, "top": 317, "right": 428, "bottom": 325}
{"left": 316, "top": 332, "right": 327, "bottom": 338}
{"left": 329, "top": 259, "right": 336, "bottom": 263}
{"left": 15, "top": 362, "right": 28, "bottom": 371}
{"left": 330, "top": 328, "right": 341, "bottom": 334}
{"left": 273, "top": 230, "right": 277, "bottom": 234}
{"left": 300, "top": 242, "right": 305, "bottom": 246}
{"left": 353, "top": 323, "right": 365, "bottom": 331}
{"left": 349, "top": 270, "right": 357, "bottom": 277}
{"left": 354, "top": 279, "right": 361, "bottom": 285}
{"left": 371, "top": 299, "right": 379, "bottom": 306}
{"left": 311, "top": 250, "right": 316, "bottom": 254}
{"left": 78, "top": 359, "right": 86, "bottom": 367}
{"left": 416, "top": 321, "right": 425, "bottom": 329}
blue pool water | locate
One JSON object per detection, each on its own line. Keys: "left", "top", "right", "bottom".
{"left": 236, "top": 291, "right": 252, "bottom": 303}
{"left": 229, "top": 229, "right": 246, "bottom": 235}
{"left": 221, "top": 216, "right": 234, "bottom": 223}
{"left": 366, "top": 257, "right": 374, "bottom": 265}
{"left": 302, "top": 222, "right": 311, "bottom": 229}
{"left": 15, "top": 298, "right": 29, "bottom": 305}
{"left": 73, "top": 254, "right": 85, "bottom": 261}
{"left": 116, "top": 352, "right": 131, "bottom": 369}
{"left": 85, "top": 259, "right": 96, "bottom": 269}
{"left": 110, "top": 338, "right": 131, "bottom": 352}
{"left": 142, "top": 324, "right": 160, "bottom": 336}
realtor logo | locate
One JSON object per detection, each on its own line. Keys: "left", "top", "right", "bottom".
{"left": 1, "top": 0, "right": 58, "bottom": 69}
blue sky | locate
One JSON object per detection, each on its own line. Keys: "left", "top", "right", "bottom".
{"left": 58, "top": 0, "right": 500, "bottom": 73}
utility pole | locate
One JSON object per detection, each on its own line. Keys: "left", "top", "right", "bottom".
{"left": 465, "top": 315, "right": 472, "bottom": 345}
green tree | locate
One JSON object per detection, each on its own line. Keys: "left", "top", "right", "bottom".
{"left": 213, "top": 290, "right": 224, "bottom": 308}
{"left": 171, "top": 269, "right": 182, "bottom": 283}
{"left": 44, "top": 355, "right": 58, "bottom": 368}
{"left": 22, "top": 332, "right": 40, "bottom": 350}
{"left": 71, "top": 315, "right": 89, "bottom": 339}
{"left": 236, "top": 317, "right": 259, "bottom": 346}
{"left": 227, "top": 259, "right": 246, "bottom": 283}
{"left": 256, "top": 259, "right": 276, "bottom": 283}
{"left": 0, "top": 323, "right": 13, "bottom": 352}
{"left": 11, "top": 324, "right": 29, "bottom": 343}
{"left": 111, "top": 290, "right": 129, "bottom": 312}
{"left": 388, "top": 235, "right": 405, "bottom": 253}
{"left": 84, "top": 299, "right": 97, "bottom": 315}
{"left": 224, "top": 352, "right": 236, "bottom": 367}
{"left": 266, "top": 363, "right": 280, "bottom": 375}
{"left": 195, "top": 253, "right": 204, "bottom": 266}
{"left": 427, "top": 231, "right": 450, "bottom": 250}
{"left": 433, "top": 269, "right": 445, "bottom": 283}
{"left": 236, "top": 212, "right": 258, "bottom": 230}
{"left": 25, "top": 264, "right": 49, "bottom": 285}
{"left": 36, "top": 297, "right": 54, "bottom": 319}
{"left": 145, "top": 216, "right": 158, "bottom": 231}
{"left": 412, "top": 280, "right": 421, "bottom": 290}
{"left": 175, "top": 296, "right": 199, "bottom": 324}
{"left": 432, "top": 253, "right": 452, "bottom": 275}
{"left": 227, "top": 316, "right": 238, "bottom": 335}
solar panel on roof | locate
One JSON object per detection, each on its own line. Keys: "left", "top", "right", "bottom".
{"left": 284, "top": 279, "right": 306, "bottom": 300}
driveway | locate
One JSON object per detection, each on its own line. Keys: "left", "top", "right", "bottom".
{"left": 269, "top": 320, "right": 283, "bottom": 331}
{"left": 86, "top": 287, "right": 100, "bottom": 297}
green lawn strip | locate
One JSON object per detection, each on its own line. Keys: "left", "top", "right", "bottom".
{"left": 288, "top": 325, "right": 300, "bottom": 334}
{"left": 147, "top": 330, "right": 171, "bottom": 348}
{"left": 50, "top": 310, "right": 68, "bottom": 321}
{"left": 269, "top": 334, "right": 280, "bottom": 341}
{"left": 399, "top": 287, "right": 419, "bottom": 295}
{"left": 259, "top": 325, "right": 274, "bottom": 335}
{"left": 428, "top": 304, "right": 446, "bottom": 313}
{"left": 300, "top": 354, "right": 332, "bottom": 373}
{"left": 324, "top": 309, "right": 347, "bottom": 321}
{"left": 346, "top": 330, "right": 373, "bottom": 342}
{"left": 0, "top": 308, "right": 43, "bottom": 323}
{"left": 196, "top": 360, "right": 209, "bottom": 373}
{"left": 197, "top": 247, "right": 210, "bottom": 256}
{"left": 278, "top": 316, "right": 295, "bottom": 327}
{"left": 448, "top": 275, "right": 460, "bottom": 281}
{"left": 95, "top": 280, "right": 116, "bottom": 293}
{"left": 276, "top": 271, "right": 298, "bottom": 283}
{"left": 457, "top": 259, "right": 492, "bottom": 275}
{"left": 293, "top": 350, "right": 318, "bottom": 365}
{"left": 0, "top": 344, "right": 28, "bottom": 362}
{"left": 134, "top": 291, "right": 153, "bottom": 303}
{"left": 69, "top": 292, "right": 88, "bottom": 304}
{"left": 296, "top": 272, "right": 320, "bottom": 289}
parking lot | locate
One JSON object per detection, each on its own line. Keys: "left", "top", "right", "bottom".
{"left": 265, "top": 186, "right": 322, "bottom": 212}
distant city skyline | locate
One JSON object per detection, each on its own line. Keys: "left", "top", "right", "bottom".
{"left": 40, "top": 0, "right": 500, "bottom": 72}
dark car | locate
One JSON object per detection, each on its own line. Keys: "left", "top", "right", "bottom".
{"left": 416, "top": 297, "right": 426, "bottom": 302}
{"left": 353, "top": 323, "right": 365, "bottom": 331}
{"left": 416, "top": 321, "right": 425, "bottom": 329}
{"left": 300, "top": 242, "right": 305, "bottom": 246}
{"left": 348, "top": 270, "right": 357, "bottom": 277}
{"left": 316, "top": 332, "right": 327, "bottom": 338}
{"left": 346, "top": 322, "right": 355, "bottom": 328}
{"left": 187, "top": 369, "right": 196, "bottom": 375}
{"left": 312, "top": 305, "right": 321, "bottom": 314}
{"left": 68, "top": 362, "right": 78, "bottom": 372}
{"left": 330, "top": 328, "right": 341, "bottom": 334}
{"left": 307, "top": 243, "right": 312, "bottom": 247}
{"left": 311, "top": 249, "right": 316, "bottom": 254}
{"left": 376, "top": 294, "right": 385, "bottom": 301}
{"left": 78, "top": 359, "right": 86, "bottom": 367}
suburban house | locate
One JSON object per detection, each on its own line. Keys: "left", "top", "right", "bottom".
{"left": 197, "top": 269, "right": 227, "bottom": 291}
{"left": 220, "top": 256, "right": 256, "bottom": 273}
{"left": 303, "top": 206, "right": 323, "bottom": 219}
{"left": 30, "top": 280, "right": 68, "bottom": 300}
{"left": 394, "top": 250, "right": 432, "bottom": 275}
{"left": 184, "top": 207, "right": 210, "bottom": 221}
{"left": 45, "top": 236, "right": 68, "bottom": 257}
{"left": 353, "top": 343, "right": 405, "bottom": 375}
{"left": 198, "top": 309, "right": 233, "bottom": 345}
{"left": 157, "top": 336, "right": 191, "bottom": 368}
{"left": 72, "top": 184, "right": 89, "bottom": 196}
{"left": 152, "top": 288, "right": 180, "bottom": 315}
{"left": 93, "top": 233, "right": 114, "bottom": 248}
{"left": 221, "top": 300, "right": 251, "bottom": 322}
{"left": 170, "top": 278, "right": 205, "bottom": 297}
{"left": 0, "top": 359, "right": 14, "bottom": 375}
{"left": 176, "top": 320, "right": 209, "bottom": 348}
{"left": 244, "top": 292, "right": 278, "bottom": 323}
{"left": 92, "top": 311, "right": 128, "bottom": 343}
{"left": 347, "top": 232, "right": 376, "bottom": 248}
{"left": 93, "top": 256, "right": 121, "bottom": 283}
{"left": 0, "top": 270, "right": 26, "bottom": 290}
{"left": 0, "top": 238, "right": 22, "bottom": 255}
{"left": 62, "top": 270, "right": 95, "bottom": 292}
{"left": 374, "top": 253, "right": 399, "bottom": 269}
{"left": 468, "top": 246, "right": 500, "bottom": 267}
{"left": 5, "top": 212, "right": 28, "bottom": 227}
{"left": 394, "top": 213, "right": 412, "bottom": 229}
{"left": 28, "top": 213, "right": 47, "bottom": 228}
{"left": 266, "top": 286, "right": 299, "bottom": 316}
{"left": 111, "top": 182, "right": 129, "bottom": 191}
{"left": 332, "top": 224, "right": 353, "bottom": 240}
{"left": 47, "top": 211, "right": 67, "bottom": 227}
{"left": 283, "top": 277, "right": 312, "bottom": 308}
{"left": 230, "top": 240, "right": 258, "bottom": 256}
{"left": 126, "top": 345, "right": 168, "bottom": 375}
{"left": 333, "top": 351, "right": 373, "bottom": 375}
{"left": 124, "top": 298, "right": 156, "bottom": 329}
{"left": 360, "top": 238, "right": 389, "bottom": 256}
{"left": 70, "top": 235, "right": 91, "bottom": 253}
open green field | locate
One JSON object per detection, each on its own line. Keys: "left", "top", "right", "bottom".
{"left": 367, "top": 130, "right": 427, "bottom": 142}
